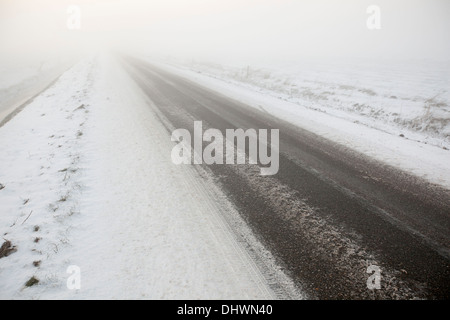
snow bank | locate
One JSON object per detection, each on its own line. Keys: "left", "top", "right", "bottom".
{"left": 0, "top": 56, "right": 75, "bottom": 124}
{"left": 0, "top": 58, "right": 96, "bottom": 298}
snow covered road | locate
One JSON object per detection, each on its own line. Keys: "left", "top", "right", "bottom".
{"left": 0, "top": 55, "right": 301, "bottom": 299}
{"left": 123, "top": 56, "right": 450, "bottom": 299}
{"left": 1, "top": 53, "right": 448, "bottom": 300}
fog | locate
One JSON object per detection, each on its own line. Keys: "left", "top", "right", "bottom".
{"left": 1, "top": 0, "right": 449, "bottom": 65}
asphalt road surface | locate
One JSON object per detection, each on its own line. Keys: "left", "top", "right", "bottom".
{"left": 122, "top": 56, "right": 450, "bottom": 300}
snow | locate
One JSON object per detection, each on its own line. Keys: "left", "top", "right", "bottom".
{"left": 0, "top": 57, "right": 74, "bottom": 124}
{"left": 148, "top": 58, "right": 450, "bottom": 189}
{"left": 169, "top": 58, "right": 450, "bottom": 148}
{"left": 2, "top": 52, "right": 446, "bottom": 299}
{"left": 0, "top": 55, "right": 302, "bottom": 299}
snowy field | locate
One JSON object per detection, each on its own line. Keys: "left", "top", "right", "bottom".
{"left": 149, "top": 57, "right": 450, "bottom": 189}
{"left": 0, "top": 55, "right": 301, "bottom": 299}
{"left": 174, "top": 58, "right": 450, "bottom": 150}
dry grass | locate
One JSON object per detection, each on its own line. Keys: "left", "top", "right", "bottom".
{"left": 0, "top": 240, "right": 17, "bottom": 259}
{"left": 25, "top": 276, "right": 39, "bottom": 287}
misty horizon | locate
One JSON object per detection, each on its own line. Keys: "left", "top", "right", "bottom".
{"left": 1, "top": 0, "right": 449, "bottom": 65}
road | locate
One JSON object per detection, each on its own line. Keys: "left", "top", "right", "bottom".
{"left": 122, "top": 56, "right": 450, "bottom": 299}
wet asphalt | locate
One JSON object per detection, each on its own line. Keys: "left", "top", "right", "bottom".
{"left": 123, "top": 56, "right": 450, "bottom": 299}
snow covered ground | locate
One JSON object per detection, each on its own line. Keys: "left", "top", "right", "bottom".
{"left": 0, "top": 56, "right": 74, "bottom": 125}
{"left": 0, "top": 55, "right": 302, "bottom": 299}
{"left": 171, "top": 58, "right": 450, "bottom": 149}
{"left": 1, "top": 53, "right": 448, "bottom": 299}
{"left": 148, "top": 57, "right": 450, "bottom": 189}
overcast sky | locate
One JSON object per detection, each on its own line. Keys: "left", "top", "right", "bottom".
{"left": 1, "top": 0, "right": 449, "bottom": 63}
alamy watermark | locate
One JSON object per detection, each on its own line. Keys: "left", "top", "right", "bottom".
{"left": 366, "top": 5, "right": 381, "bottom": 30}
{"left": 67, "top": 5, "right": 81, "bottom": 30}
{"left": 66, "top": 265, "right": 81, "bottom": 290}
{"left": 171, "top": 121, "right": 279, "bottom": 175}
{"left": 366, "top": 265, "right": 381, "bottom": 290}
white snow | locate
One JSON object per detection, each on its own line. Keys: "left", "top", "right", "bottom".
{"left": 147, "top": 58, "right": 450, "bottom": 189}
{"left": 0, "top": 56, "right": 75, "bottom": 124}
{"left": 0, "top": 55, "right": 302, "bottom": 299}
{"left": 169, "top": 58, "right": 450, "bottom": 148}
{"left": 3, "top": 52, "right": 447, "bottom": 300}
